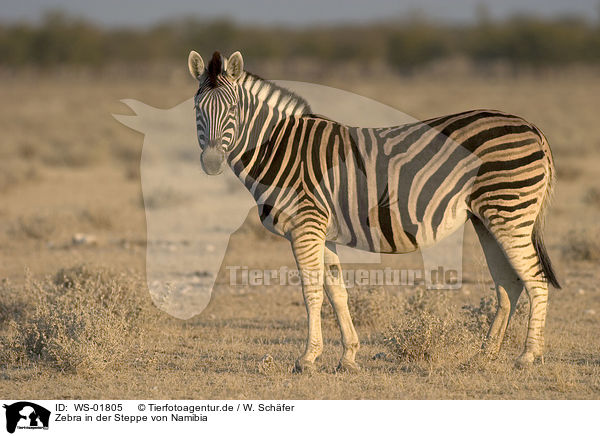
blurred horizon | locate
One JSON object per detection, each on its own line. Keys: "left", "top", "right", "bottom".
{"left": 1, "top": 3, "right": 600, "bottom": 72}
{"left": 1, "top": 1, "right": 599, "bottom": 28}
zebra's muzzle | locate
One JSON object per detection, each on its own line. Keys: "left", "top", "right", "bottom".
{"left": 200, "top": 146, "right": 226, "bottom": 175}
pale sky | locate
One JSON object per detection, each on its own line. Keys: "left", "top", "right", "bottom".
{"left": 0, "top": 0, "right": 598, "bottom": 27}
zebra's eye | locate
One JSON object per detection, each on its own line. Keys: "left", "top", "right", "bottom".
{"left": 228, "top": 105, "right": 237, "bottom": 115}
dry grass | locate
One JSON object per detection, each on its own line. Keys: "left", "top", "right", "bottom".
{"left": 0, "top": 266, "right": 157, "bottom": 375}
{"left": 347, "top": 287, "right": 402, "bottom": 328}
{"left": 1, "top": 265, "right": 599, "bottom": 399}
{"left": 383, "top": 290, "right": 479, "bottom": 365}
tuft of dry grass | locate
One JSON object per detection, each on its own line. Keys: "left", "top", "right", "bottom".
{"left": 347, "top": 287, "right": 402, "bottom": 329}
{"left": 383, "top": 290, "right": 480, "bottom": 365}
{"left": 562, "top": 230, "right": 600, "bottom": 262}
{"left": 382, "top": 290, "right": 529, "bottom": 367}
{"left": 0, "top": 266, "right": 156, "bottom": 375}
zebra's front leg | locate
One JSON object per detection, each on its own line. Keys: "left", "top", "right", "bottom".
{"left": 324, "top": 243, "right": 360, "bottom": 372}
{"left": 291, "top": 232, "right": 326, "bottom": 373}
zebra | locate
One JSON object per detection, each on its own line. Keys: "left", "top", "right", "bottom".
{"left": 188, "top": 50, "right": 560, "bottom": 372}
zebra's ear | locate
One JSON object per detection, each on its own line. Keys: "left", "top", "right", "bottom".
{"left": 227, "top": 51, "right": 244, "bottom": 81}
{"left": 188, "top": 50, "right": 204, "bottom": 81}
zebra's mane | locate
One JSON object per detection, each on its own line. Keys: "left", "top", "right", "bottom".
{"left": 242, "top": 71, "right": 312, "bottom": 114}
{"left": 202, "top": 51, "right": 311, "bottom": 113}
{"left": 206, "top": 51, "right": 223, "bottom": 88}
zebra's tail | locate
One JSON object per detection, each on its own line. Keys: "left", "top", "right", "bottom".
{"left": 532, "top": 220, "right": 561, "bottom": 289}
{"left": 532, "top": 125, "right": 561, "bottom": 289}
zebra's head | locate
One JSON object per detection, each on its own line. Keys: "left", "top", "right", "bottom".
{"left": 188, "top": 50, "right": 244, "bottom": 175}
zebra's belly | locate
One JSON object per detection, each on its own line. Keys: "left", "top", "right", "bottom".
{"left": 326, "top": 208, "right": 419, "bottom": 254}
{"left": 327, "top": 198, "right": 470, "bottom": 253}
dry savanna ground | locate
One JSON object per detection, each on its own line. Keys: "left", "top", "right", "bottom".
{"left": 0, "top": 67, "right": 599, "bottom": 399}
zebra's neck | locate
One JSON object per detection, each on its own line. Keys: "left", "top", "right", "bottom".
{"left": 228, "top": 72, "right": 311, "bottom": 190}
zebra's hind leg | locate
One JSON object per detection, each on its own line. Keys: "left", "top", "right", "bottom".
{"left": 291, "top": 232, "right": 326, "bottom": 373}
{"left": 472, "top": 217, "right": 523, "bottom": 358}
{"left": 324, "top": 243, "right": 360, "bottom": 372}
{"left": 478, "top": 219, "right": 550, "bottom": 367}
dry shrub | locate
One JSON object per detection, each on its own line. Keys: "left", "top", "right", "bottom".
{"left": 257, "top": 354, "right": 283, "bottom": 375}
{"left": 0, "top": 266, "right": 155, "bottom": 374}
{"left": 383, "top": 290, "right": 479, "bottom": 365}
{"left": 0, "top": 279, "right": 28, "bottom": 327}
{"left": 347, "top": 287, "right": 402, "bottom": 329}
{"left": 562, "top": 229, "right": 600, "bottom": 262}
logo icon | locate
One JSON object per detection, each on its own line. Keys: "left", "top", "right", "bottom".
{"left": 3, "top": 402, "right": 50, "bottom": 434}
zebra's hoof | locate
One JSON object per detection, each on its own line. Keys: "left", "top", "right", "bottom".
{"left": 293, "top": 359, "right": 316, "bottom": 374}
{"left": 336, "top": 359, "right": 361, "bottom": 373}
{"left": 515, "top": 352, "right": 536, "bottom": 368}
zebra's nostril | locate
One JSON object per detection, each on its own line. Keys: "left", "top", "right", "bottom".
{"left": 200, "top": 148, "right": 225, "bottom": 175}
